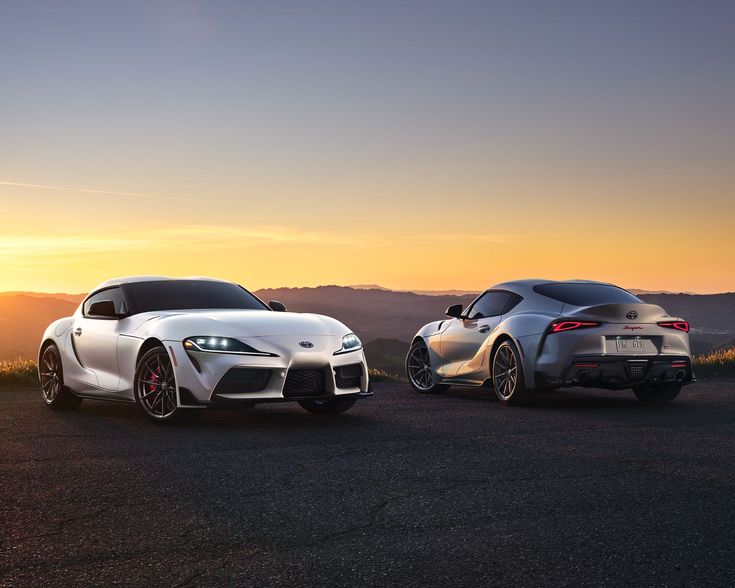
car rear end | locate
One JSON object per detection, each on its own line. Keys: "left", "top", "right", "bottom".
{"left": 530, "top": 283, "right": 694, "bottom": 390}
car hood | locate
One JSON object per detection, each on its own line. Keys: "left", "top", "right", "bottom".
{"left": 130, "top": 309, "right": 350, "bottom": 340}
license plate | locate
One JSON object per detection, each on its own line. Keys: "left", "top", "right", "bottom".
{"left": 610, "top": 337, "right": 653, "bottom": 354}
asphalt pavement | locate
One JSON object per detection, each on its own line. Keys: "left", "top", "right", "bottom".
{"left": 1, "top": 381, "right": 734, "bottom": 587}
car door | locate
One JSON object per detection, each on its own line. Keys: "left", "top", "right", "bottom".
{"left": 71, "top": 287, "right": 127, "bottom": 392}
{"left": 439, "top": 290, "right": 511, "bottom": 376}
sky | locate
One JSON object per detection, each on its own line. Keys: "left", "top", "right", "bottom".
{"left": 1, "top": 0, "right": 734, "bottom": 294}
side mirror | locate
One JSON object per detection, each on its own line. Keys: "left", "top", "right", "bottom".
{"left": 88, "top": 300, "right": 121, "bottom": 319}
{"left": 445, "top": 304, "right": 463, "bottom": 318}
{"left": 268, "top": 300, "right": 287, "bottom": 312}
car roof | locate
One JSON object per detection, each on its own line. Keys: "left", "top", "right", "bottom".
{"left": 489, "top": 278, "right": 618, "bottom": 296}
{"left": 89, "top": 275, "right": 231, "bottom": 293}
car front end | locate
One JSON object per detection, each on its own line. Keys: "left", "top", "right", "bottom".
{"left": 167, "top": 331, "right": 371, "bottom": 407}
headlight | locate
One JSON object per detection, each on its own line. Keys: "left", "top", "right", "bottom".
{"left": 183, "top": 337, "right": 276, "bottom": 356}
{"left": 334, "top": 333, "right": 362, "bottom": 355}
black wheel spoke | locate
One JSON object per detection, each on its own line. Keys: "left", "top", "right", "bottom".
{"left": 137, "top": 351, "right": 176, "bottom": 418}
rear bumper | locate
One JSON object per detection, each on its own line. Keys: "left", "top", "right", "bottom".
{"left": 535, "top": 355, "right": 695, "bottom": 390}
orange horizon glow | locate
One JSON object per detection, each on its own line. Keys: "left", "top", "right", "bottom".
{"left": 0, "top": 179, "right": 733, "bottom": 295}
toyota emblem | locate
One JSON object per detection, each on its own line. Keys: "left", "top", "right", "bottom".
{"left": 626, "top": 310, "right": 639, "bottom": 320}
{"left": 299, "top": 341, "right": 314, "bottom": 348}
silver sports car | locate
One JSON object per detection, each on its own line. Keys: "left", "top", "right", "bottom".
{"left": 406, "top": 279, "right": 693, "bottom": 405}
{"left": 39, "top": 276, "right": 371, "bottom": 423}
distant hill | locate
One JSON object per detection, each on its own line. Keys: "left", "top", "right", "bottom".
{"left": 0, "top": 291, "right": 85, "bottom": 303}
{"left": 349, "top": 284, "right": 481, "bottom": 297}
{"left": 638, "top": 293, "right": 735, "bottom": 334}
{"left": 0, "top": 295, "right": 79, "bottom": 360}
{"left": 0, "top": 287, "right": 733, "bottom": 365}
{"left": 255, "top": 286, "right": 476, "bottom": 344}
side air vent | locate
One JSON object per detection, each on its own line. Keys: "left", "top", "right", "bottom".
{"left": 335, "top": 363, "right": 363, "bottom": 389}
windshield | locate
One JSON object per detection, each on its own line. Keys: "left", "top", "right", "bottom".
{"left": 533, "top": 283, "right": 641, "bottom": 306}
{"left": 122, "top": 280, "right": 269, "bottom": 313}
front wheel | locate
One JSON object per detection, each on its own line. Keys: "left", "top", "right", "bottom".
{"left": 135, "top": 346, "right": 199, "bottom": 424}
{"left": 406, "top": 341, "right": 449, "bottom": 394}
{"left": 40, "top": 344, "right": 82, "bottom": 410}
{"left": 633, "top": 383, "right": 681, "bottom": 405}
{"left": 299, "top": 397, "right": 356, "bottom": 415}
{"left": 492, "top": 340, "right": 532, "bottom": 405}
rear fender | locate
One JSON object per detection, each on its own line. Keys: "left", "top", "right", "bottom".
{"left": 483, "top": 313, "right": 559, "bottom": 389}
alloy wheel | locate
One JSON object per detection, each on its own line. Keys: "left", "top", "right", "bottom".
{"left": 40, "top": 346, "right": 62, "bottom": 404}
{"left": 493, "top": 344, "right": 518, "bottom": 400}
{"left": 137, "top": 351, "right": 177, "bottom": 419}
{"left": 408, "top": 345, "right": 435, "bottom": 391}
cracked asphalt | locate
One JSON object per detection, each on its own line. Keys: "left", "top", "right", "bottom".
{"left": 1, "top": 381, "right": 734, "bottom": 587}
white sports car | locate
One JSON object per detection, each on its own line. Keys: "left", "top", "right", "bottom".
{"left": 38, "top": 276, "right": 371, "bottom": 423}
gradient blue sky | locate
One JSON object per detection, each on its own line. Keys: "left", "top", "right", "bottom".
{"left": 1, "top": 1, "right": 734, "bottom": 292}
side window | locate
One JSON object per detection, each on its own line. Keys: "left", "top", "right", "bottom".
{"left": 83, "top": 288, "right": 126, "bottom": 317}
{"left": 466, "top": 291, "right": 510, "bottom": 320}
{"left": 502, "top": 293, "right": 523, "bottom": 314}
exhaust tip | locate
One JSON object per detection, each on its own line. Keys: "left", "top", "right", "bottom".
{"left": 674, "top": 369, "right": 686, "bottom": 382}
{"left": 575, "top": 370, "right": 590, "bottom": 384}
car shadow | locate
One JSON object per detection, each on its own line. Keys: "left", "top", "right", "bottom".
{"left": 442, "top": 385, "right": 685, "bottom": 411}
{"left": 57, "top": 396, "right": 378, "bottom": 431}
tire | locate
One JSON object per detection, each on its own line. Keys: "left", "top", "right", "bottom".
{"left": 633, "top": 383, "right": 681, "bottom": 405}
{"left": 492, "top": 340, "right": 532, "bottom": 406}
{"left": 405, "top": 340, "right": 449, "bottom": 394}
{"left": 134, "top": 346, "right": 200, "bottom": 424}
{"left": 298, "top": 397, "right": 356, "bottom": 415}
{"left": 39, "top": 343, "right": 82, "bottom": 410}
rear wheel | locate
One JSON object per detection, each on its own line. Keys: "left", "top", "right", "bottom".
{"left": 40, "top": 344, "right": 82, "bottom": 410}
{"left": 492, "top": 340, "right": 532, "bottom": 405}
{"left": 299, "top": 397, "right": 356, "bottom": 415}
{"left": 406, "top": 340, "right": 449, "bottom": 394}
{"left": 135, "top": 346, "right": 199, "bottom": 424}
{"left": 633, "top": 383, "right": 681, "bottom": 405}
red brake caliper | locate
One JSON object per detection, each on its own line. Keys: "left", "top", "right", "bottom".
{"left": 150, "top": 367, "right": 160, "bottom": 399}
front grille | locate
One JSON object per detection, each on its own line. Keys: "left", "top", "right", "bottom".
{"left": 335, "top": 363, "right": 363, "bottom": 389}
{"left": 213, "top": 368, "right": 271, "bottom": 395}
{"left": 283, "top": 368, "right": 326, "bottom": 398}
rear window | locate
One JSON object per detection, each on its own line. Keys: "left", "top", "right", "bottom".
{"left": 533, "top": 283, "right": 641, "bottom": 306}
{"left": 123, "top": 280, "right": 268, "bottom": 314}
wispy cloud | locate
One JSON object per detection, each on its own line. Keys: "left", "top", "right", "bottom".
{"left": 0, "top": 225, "right": 379, "bottom": 261}
{"left": 0, "top": 180, "right": 192, "bottom": 202}
{"left": 415, "top": 233, "right": 516, "bottom": 243}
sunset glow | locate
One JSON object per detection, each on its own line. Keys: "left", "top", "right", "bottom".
{"left": 1, "top": 2, "right": 734, "bottom": 294}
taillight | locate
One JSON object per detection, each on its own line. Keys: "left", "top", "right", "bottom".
{"left": 657, "top": 321, "right": 689, "bottom": 333}
{"left": 549, "top": 320, "right": 601, "bottom": 333}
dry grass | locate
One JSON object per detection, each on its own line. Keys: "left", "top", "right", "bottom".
{"left": 368, "top": 368, "right": 403, "bottom": 382}
{"left": 0, "top": 359, "right": 38, "bottom": 387}
{"left": 693, "top": 346, "right": 735, "bottom": 374}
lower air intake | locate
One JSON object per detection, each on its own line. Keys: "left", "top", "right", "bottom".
{"left": 213, "top": 368, "right": 271, "bottom": 395}
{"left": 283, "top": 368, "right": 326, "bottom": 397}
{"left": 335, "top": 363, "right": 363, "bottom": 389}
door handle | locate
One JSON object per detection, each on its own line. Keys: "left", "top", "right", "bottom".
{"left": 478, "top": 325, "right": 491, "bottom": 333}
{"left": 73, "top": 328, "right": 82, "bottom": 336}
